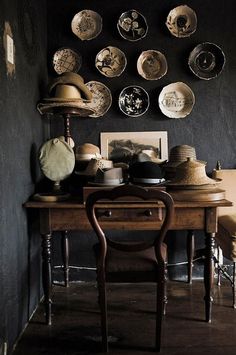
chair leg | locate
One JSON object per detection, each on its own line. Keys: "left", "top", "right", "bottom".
{"left": 61, "top": 230, "right": 69, "bottom": 287}
{"left": 187, "top": 230, "right": 195, "bottom": 284}
{"left": 163, "top": 261, "right": 168, "bottom": 316}
{"left": 156, "top": 266, "right": 165, "bottom": 352}
{"left": 217, "top": 246, "right": 221, "bottom": 286}
{"left": 233, "top": 262, "right": 236, "bottom": 309}
{"left": 98, "top": 272, "right": 108, "bottom": 352}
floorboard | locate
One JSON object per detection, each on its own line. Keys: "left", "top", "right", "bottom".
{"left": 12, "top": 280, "right": 236, "bottom": 354}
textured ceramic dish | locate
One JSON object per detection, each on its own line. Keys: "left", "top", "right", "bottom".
{"left": 166, "top": 5, "right": 197, "bottom": 38}
{"left": 158, "top": 82, "right": 195, "bottom": 119}
{"left": 71, "top": 9, "right": 102, "bottom": 40}
{"left": 52, "top": 48, "right": 82, "bottom": 74}
{"left": 95, "top": 46, "right": 127, "bottom": 77}
{"left": 85, "top": 81, "right": 112, "bottom": 118}
{"left": 117, "top": 9, "right": 148, "bottom": 41}
{"left": 118, "top": 86, "right": 150, "bottom": 117}
{"left": 137, "top": 50, "right": 168, "bottom": 80}
{"left": 188, "top": 42, "right": 226, "bottom": 80}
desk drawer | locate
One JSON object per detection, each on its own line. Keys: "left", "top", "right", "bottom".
{"left": 96, "top": 207, "right": 163, "bottom": 222}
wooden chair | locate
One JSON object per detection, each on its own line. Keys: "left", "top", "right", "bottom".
{"left": 85, "top": 185, "right": 174, "bottom": 352}
{"left": 212, "top": 169, "right": 236, "bottom": 307}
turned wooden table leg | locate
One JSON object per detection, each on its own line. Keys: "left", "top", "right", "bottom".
{"left": 204, "top": 232, "right": 215, "bottom": 323}
{"left": 41, "top": 233, "right": 52, "bottom": 325}
{"left": 61, "top": 230, "right": 69, "bottom": 287}
{"left": 187, "top": 230, "right": 195, "bottom": 284}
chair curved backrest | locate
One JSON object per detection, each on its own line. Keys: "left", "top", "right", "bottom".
{"left": 85, "top": 184, "right": 174, "bottom": 352}
{"left": 212, "top": 169, "right": 236, "bottom": 217}
{"left": 86, "top": 184, "right": 174, "bottom": 266}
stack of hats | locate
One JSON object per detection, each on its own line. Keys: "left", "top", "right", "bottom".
{"left": 75, "top": 143, "right": 113, "bottom": 179}
{"left": 162, "top": 144, "right": 197, "bottom": 179}
{"left": 129, "top": 161, "right": 165, "bottom": 185}
{"left": 37, "top": 72, "right": 95, "bottom": 116}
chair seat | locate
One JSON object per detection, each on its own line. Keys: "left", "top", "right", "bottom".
{"left": 95, "top": 242, "right": 167, "bottom": 282}
{"left": 217, "top": 214, "right": 236, "bottom": 261}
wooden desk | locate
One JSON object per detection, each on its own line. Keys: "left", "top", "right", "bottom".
{"left": 25, "top": 196, "right": 232, "bottom": 325}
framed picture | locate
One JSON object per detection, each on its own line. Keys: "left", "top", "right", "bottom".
{"left": 100, "top": 131, "right": 168, "bottom": 164}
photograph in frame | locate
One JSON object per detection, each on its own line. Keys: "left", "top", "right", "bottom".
{"left": 100, "top": 131, "right": 168, "bottom": 164}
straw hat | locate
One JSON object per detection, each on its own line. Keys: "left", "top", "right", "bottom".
{"left": 75, "top": 143, "right": 101, "bottom": 161}
{"left": 75, "top": 158, "right": 113, "bottom": 177}
{"left": 37, "top": 72, "right": 95, "bottom": 116}
{"left": 167, "top": 157, "right": 219, "bottom": 187}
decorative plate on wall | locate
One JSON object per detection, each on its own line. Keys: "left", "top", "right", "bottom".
{"left": 95, "top": 46, "right": 127, "bottom": 77}
{"left": 71, "top": 9, "right": 102, "bottom": 40}
{"left": 137, "top": 50, "right": 168, "bottom": 80}
{"left": 118, "top": 86, "right": 150, "bottom": 117}
{"left": 85, "top": 81, "right": 112, "bottom": 118}
{"left": 52, "top": 48, "right": 82, "bottom": 74}
{"left": 158, "top": 82, "right": 195, "bottom": 118}
{"left": 117, "top": 9, "right": 148, "bottom": 41}
{"left": 166, "top": 5, "right": 197, "bottom": 38}
{"left": 188, "top": 42, "right": 226, "bottom": 80}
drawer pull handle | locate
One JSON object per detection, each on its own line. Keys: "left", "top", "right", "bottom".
{"left": 104, "top": 210, "right": 112, "bottom": 217}
{"left": 144, "top": 209, "right": 152, "bottom": 217}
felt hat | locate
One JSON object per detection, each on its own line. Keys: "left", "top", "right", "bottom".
{"left": 89, "top": 167, "right": 124, "bottom": 186}
{"left": 39, "top": 136, "right": 75, "bottom": 182}
{"left": 37, "top": 72, "right": 95, "bottom": 116}
{"left": 129, "top": 161, "right": 165, "bottom": 185}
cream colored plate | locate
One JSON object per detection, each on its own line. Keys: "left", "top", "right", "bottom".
{"left": 85, "top": 81, "right": 112, "bottom": 117}
{"left": 71, "top": 10, "right": 102, "bottom": 40}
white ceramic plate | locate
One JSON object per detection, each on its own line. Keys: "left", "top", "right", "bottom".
{"left": 85, "top": 81, "right": 112, "bottom": 118}
{"left": 52, "top": 48, "right": 82, "bottom": 74}
{"left": 158, "top": 82, "right": 195, "bottom": 119}
{"left": 71, "top": 9, "right": 102, "bottom": 40}
{"left": 95, "top": 46, "right": 127, "bottom": 77}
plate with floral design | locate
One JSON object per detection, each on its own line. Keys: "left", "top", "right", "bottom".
{"left": 118, "top": 86, "right": 150, "bottom": 117}
{"left": 95, "top": 46, "right": 127, "bottom": 77}
{"left": 117, "top": 9, "right": 148, "bottom": 41}
{"left": 85, "top": 81, "right": 112, "bottom": 118}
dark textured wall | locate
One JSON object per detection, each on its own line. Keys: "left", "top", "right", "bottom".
{"left": 0, "top": 0, "right": 47, "bottom": 352}
{"left": 46, "top": 0, "right": 236, "bottom": 281}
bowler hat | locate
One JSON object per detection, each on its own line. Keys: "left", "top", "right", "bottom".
{"left": 129, "top": 161, "right": 165, "bottom": 185}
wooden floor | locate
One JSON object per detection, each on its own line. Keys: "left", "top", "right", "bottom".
{"left": 12, "top": 280, "right": 236, "bottom": 355}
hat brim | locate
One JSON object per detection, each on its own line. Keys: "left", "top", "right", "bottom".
{"left": 37, "top": 101, "right": 95, "bottom": 116}
{"left": 167, "top": 177, "right": 220, "bottom": 186}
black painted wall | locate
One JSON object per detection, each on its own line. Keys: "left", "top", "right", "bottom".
{"left": 46, "top": 0, "right": 236, "bottom": 283}
{"left": 0, "top": 0, "right": 47, "bottom": 353}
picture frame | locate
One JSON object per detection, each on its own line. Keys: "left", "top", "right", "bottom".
{"left": 100, "top": 131, "right": 168, "bottom": 164}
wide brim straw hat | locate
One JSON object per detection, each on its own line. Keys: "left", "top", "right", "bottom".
{"left": 167, "top": 157, "right": 220, "bottom": 187}
{"left": 37, "top": 72, "right": 95, "bottom": 116}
